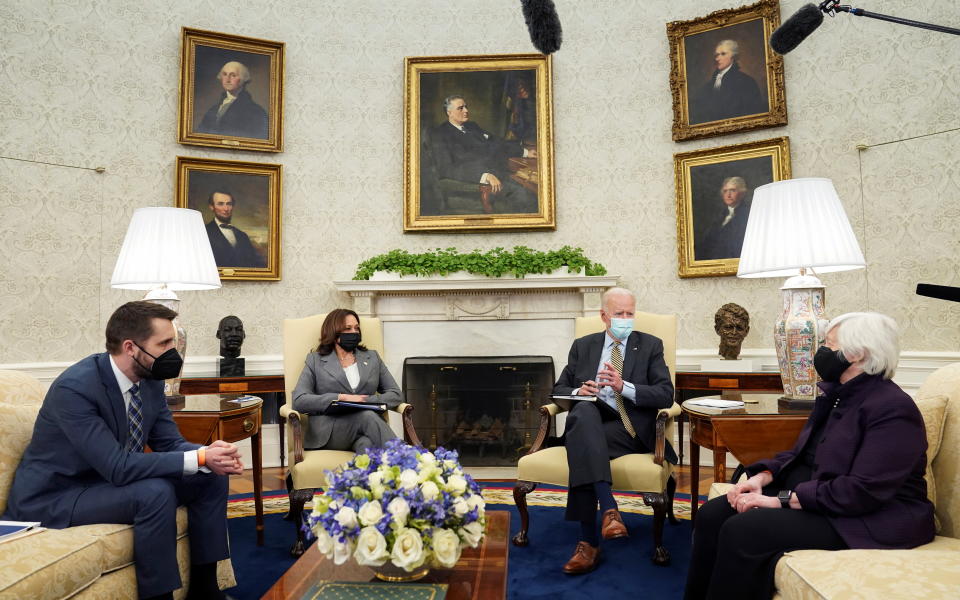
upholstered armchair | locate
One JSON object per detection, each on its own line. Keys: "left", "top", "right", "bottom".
{"left": 279, "top": 313, "right": 420, "bottom": 556}
{"left": 511, "top": 313, "right": 682, "bottom": 565}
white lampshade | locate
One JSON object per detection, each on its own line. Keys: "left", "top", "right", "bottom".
{"left": 737, "top": 178, "right": 865, "bottom": 279}
{"left": 111, "top": 207, "right": 222, "bottom": 291}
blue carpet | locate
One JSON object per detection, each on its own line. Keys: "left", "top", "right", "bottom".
{"left": 225, "top": 499, "right": 692, "bottom": 599}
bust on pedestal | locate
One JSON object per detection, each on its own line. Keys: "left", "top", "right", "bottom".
{"left": 701, "top": 303, "right": 755, "bottom": 372}
{"left": 217, "top": 315, "right": 246, "bottom": 376}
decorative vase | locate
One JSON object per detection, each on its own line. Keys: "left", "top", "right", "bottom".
{"left": 773, "top": 273, "right": 828, "bottom": 402}
{"left": 370, "top": 562, "right": 430, "bottom": 582}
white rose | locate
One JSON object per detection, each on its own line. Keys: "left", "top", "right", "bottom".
{"left": 466, "top": 493, "right": 486, "bottom": 513}
{"left": 334, "top": 506, "right": 358, "bottom": 530}
{"left": 399, "top": 469, "right": 419, "bottom": 490}
{"left": 420, "top": 480, "right": 440, "bottom": 501}
{"left": 391, "top": 527, "right": 426, "bottom": 571}
{"left": 445, "top": 474, "right": 467, "bottom": 496}
{"left": 368, "top": 471, "right": 384, "bottom": 487}
{"left": 357, "top": 500, "right": 384, "bottom": 527}
{"left": 459, "top": 520, "right": 484, "bottom": 547}
{"left": 370, "top": 482, "right": 386, "bottom": 500}
{"left": 419, "top": 451, "right": 437, "bottom": 465}
{"left": 333, "top": 539, "right": 354, "bottom": 565}
{"left": 387, "top": 496, "right": 410, "bottom": 526}
{"left": 443, "top": 459, "right": 457, "bottom": 471}
{"left": 432, "top": 528, "right": 462, "bottom": 568}
{"left": 312, "top": 526, "right": 334, "bottom": 559}
{"left": 452, "top": 497, "right": 469, "bottom": 516}
{"left": 354, "top": 526, "right": 390, "bottom": 566}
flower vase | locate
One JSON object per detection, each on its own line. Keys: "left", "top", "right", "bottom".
{"left": 371, "top": 562, "right": 430, "bottom": 582}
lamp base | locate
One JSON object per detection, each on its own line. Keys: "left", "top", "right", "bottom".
{"left": 778, "top": 396, "right": 815, "bottom": 411}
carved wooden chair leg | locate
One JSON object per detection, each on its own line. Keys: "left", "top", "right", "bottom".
{"left": 511, "top": 480, "right": 538, "bottom": 546}
{"left": 666, "top": 474, "right": 680, "bottom": 525}
{"left": 288, "top": 487, "right": 315, "bottom": 557}
{"left": 643, "top": 491, "right": 671, "bottom": 566}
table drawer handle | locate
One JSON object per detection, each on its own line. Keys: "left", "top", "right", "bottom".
{"left": 220, "top": 382, "right": 248, "bottom": 392}
{"left": 243, "top": 418, "right": 255, "bottom": 433}
{"left": 707, "top": 378, "right": 739, "bottom": 388}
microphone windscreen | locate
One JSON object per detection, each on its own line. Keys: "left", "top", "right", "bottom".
{"left": 916, "top": 283, "right": 960, "bottom": 304}
{"left": 770, "top": 3, "right": 824, "bottom": 54}
{"left": 521, "top": 0, "right": 563, "bottom": 55}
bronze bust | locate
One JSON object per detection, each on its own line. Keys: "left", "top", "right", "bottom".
{"left": 714, "top": 303, "right": 749, "bottom": 360}
{"left": 216, "top": 315, "right": 246, "bottom": 376}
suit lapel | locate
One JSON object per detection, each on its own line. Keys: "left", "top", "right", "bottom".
{"left": 623, "top": 331, "right": 641, "bottom": 380}
{"left": 96, "top": 354, "right": 128, "bottom": 444}
{"left": 584, "top": 332, "right": 605, "bottom": 378}
{"left": 320, "top": 353, "right": 353, "bottom": 392}
{"left": 355, "top": 350, "right": 375, "bottom": 394}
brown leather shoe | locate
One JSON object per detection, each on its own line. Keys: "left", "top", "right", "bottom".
{"left": 601, "top": 508, "right": 628, "bottom": 540}
{"left": 562, "top": 541, "right": 600, "bottom": 574}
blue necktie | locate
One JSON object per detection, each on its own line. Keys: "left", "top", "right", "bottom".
{"left": 127, "top": 384, "right": 145, "bottom": 452}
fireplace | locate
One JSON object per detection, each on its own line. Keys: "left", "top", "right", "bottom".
{"left": 403, "top": 356, "right": 555, "bottom": 466}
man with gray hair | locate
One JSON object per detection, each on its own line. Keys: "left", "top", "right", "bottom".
{"left": 198, "top": 60, "right": 268, "bottom": 139}
{"left": 689, "top": 39, "right": 766, "bottom": 124}
{"left": 552, "top": 287, "right": 675, "bottom": 574}
{"left": 697, "top": 176, "right": 752, "bottom": 261}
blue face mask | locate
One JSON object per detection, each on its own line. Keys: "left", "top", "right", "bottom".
{"left": 609, "top": 318, "right": 634, "bottom": 340}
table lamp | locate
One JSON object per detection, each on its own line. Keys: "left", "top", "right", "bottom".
{"left": 110, "top": 207, "right": 222, "bottom": 400}
{"left": 737, "top": 178, "right": 866, "bottom": 406}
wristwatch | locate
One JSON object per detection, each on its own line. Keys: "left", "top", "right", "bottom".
{"left": 778, "top": 489, "right": 792, "bottom": 509}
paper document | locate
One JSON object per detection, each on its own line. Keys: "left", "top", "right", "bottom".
{"left": 0, "top": 521, "right": 42, "bottom": 544}
{"left": 685, "top": 398, "right": 745, "bottom": 409}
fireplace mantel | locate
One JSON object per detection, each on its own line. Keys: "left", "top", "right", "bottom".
{"left": 334, "top": 274, "right": 620, "bottom": 319}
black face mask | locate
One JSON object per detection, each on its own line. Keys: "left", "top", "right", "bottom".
{"left": 133, "top": 343, "right": 184, "bottom": 380}
{"left": 337, "top": 332, "right": 361, "bottom": 352}
{"left": 814, "top": 346, "right": 851, "bottom": 383}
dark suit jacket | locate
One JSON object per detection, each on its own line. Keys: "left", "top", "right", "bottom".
{"left": 430, "top": 121, "right": 524, "bottom": 183}
{"left": 198, "top": 88, "right": 269, "bottom": 139}
{"left": 292, "top": 348, "right": 402, "bottom": 449}
{"left": 3, "top": 353, "right": 197, "bottom": 528}
{"left": 747, "top": 374, "right": 935, "bottom": 550}
{"left": 554, "top": 331, "right": 677, "bottom": 464}
{"left": 697, "top": 200, "right": 751, "bottom": 261}
{"left": 689, "top": 63, "right": 766, "bottom": 125}
{"left": 205, "top": 220, "right": 266, "bottom": 268}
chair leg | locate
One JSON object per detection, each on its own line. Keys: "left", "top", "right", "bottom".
{"left": 288, "top": 487, "right": 314, "bottom": 557}
{"left": 510, "top": 480, "right": 538, "bottom": 547}
{"left": 667, "top": 474, "right": 680, "bottom": 525}
{"left": 642, "top": 492, "right": 671, "bottom": 566}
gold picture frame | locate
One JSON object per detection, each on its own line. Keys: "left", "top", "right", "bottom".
{"left": 178, "top": 27, "right": 284, "bottom": 152}
{"left": 175, "top": 156, "right": 282, "bottom": 281}
{"left": 675, "top": 136, "right": 791, "bottom": 278}
{"left": 667, "top": 0, "right": 786, "bottom": 142}
{"left": 403, "top": 54, "right": 555, "bottom": 232}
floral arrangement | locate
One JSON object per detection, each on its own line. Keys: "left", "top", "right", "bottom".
{"left": 306, "top": 439, "right": 486, "bottom": 572}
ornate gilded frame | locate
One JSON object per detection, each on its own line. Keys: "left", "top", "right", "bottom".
{"left": 675, "top": 136, "right": 791, "bottom": 278}
{"left": 667, "top": 0, "right": 786, "bottom": 142}
{"left": 403, "top": 54, "right": 555, "bottom": 232}
{"left": 175, "top": 156, "right": 282, "bottom": 281}
{"left": 178, "top": 28, "right": 284, "bottom": 152}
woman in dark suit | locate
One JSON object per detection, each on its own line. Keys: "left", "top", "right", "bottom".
{"left": 685, "top": 312, "right": 935, "bottom": 600}
{"left": 292, "top": 308, "right": 401, "bottom": 452}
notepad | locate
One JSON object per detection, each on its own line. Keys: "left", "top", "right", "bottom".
{"left": 227, "top": 395, "right": 260, "bottom": 406}
{"left": 0, "top": 521, "right": 42, "bottom": 544}
{"left": 685, "top": 398, "right": 745, "bottom": 409}
{"left": 550, "top": 395, "right": 597, "bottom": 411}
{"left": 323, "top": 401, "right": 387, "bottom": 416}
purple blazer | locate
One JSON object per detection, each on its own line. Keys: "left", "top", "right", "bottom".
{"left": 746, "top": 373, "right": 935, "bottom": 550}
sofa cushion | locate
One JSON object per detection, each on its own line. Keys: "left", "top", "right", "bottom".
{"left": 0, "top": 401, "right": 41, "bottom": 514}
{"left": 70, "top": 506, "right": 190, "bottom": 573}
{"left": 0, "top": 527, "right": 103, "bottom": 600}
{"left": 915, "top": 394, "right": 948, "bottom": 532}
{"left": 774, "top": 536, "right": 960, "bottom": 600}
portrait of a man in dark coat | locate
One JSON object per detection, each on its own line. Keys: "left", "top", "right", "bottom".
{"left": 197, "top": 60, "right": 269, "bottom": 140}
{"left": 689, "top": 39, "right": 767, "bottom": 125}
{"left": 204, "top": 190, "right": 266, "bottom": 269}
{"left": 696, "top": 176, "right": 752, "bottom": 261}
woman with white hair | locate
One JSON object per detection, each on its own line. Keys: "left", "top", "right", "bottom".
{"left": 684, "top": 312, "right": 935, "bottom": 600}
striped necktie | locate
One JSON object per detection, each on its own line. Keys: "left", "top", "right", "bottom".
{"left": 611, "top": 341, "right": 636, "bottom": 438}
{"left": 127, "top": 384, "right": 145, "bottom": 452}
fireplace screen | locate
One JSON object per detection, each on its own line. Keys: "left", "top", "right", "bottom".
{"left": 402, "top": 356, "right": 555, "bottom": 466}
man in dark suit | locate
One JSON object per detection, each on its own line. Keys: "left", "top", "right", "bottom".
{"left": 205, "top": 191, "right": 266, "bottom": 269}
{"left": 553, "top": 287, "right": 676, "bottom": 574}
{"left": 2, "top": 301, "right": 243, "bottom": 600}
{"left": 697, "top": 176, "right": 752, "bottom": 261}
{"left": 197, "top": 61, "right": 269, "bottom": 139}
{"left": 429, "top": 94, "right": 538, "bottom": 214}
{"left": 689, "top": 40, "right": 767, "bottom": 125}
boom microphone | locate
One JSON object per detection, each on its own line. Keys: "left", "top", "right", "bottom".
{"left": 770, "top": 3, "right": 825, "bottom": 54}
{"left": 916, "top": 284, "right": 960, "bottom": 304}
{"left": 520, "top": 0, "right": 563, "bottom": 55}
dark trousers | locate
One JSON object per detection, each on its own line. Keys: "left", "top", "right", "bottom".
{"left": 564, "top": 400, "right": 649, "bottom": 522}
{"left": 684, "top": 495, "right": 847, "bottom": 600}
{"left": 70, "top": 471, "right": 230, "bottom": 599}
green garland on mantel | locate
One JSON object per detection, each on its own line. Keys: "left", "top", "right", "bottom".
{"left": 353, "top": 246, "right": 608, "bottom": 280}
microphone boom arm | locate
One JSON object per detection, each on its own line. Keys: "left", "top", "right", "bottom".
{"left": 819, "top": 0, "right": 960, "bottom": 36}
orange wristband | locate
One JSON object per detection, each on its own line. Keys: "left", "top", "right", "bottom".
{"left": 198, "top": 447, "right": 206, "bottom": 468}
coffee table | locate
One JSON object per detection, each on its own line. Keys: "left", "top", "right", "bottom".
{"left": 260, "top": 510, "right": 510, "bottom": 600}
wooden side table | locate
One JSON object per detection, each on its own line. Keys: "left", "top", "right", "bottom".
{"left": 169, "top": 394, "right": 265, "bottom": 546}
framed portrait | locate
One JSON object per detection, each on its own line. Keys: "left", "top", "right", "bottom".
{"left": 178, "top": 27, "right": 284, "bottom": 152}
{"left": 175, "top": 156, "right": 282, "bottom": 281}
{"left": 667, "top": 0, "right": 786, "bottom": 142}
{"left": 675, "top": 136, "right": 791, "bottom": 278}
{"left": 403, "top": 54, "right": 555, "bottom": 232}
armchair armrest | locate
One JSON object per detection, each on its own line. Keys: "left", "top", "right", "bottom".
{"left": 652, "top": 403, "right": 679, "bottom": 466}
{"left": 392, "top": 403, "right": 421, "bottom": 447}
{"left": 280, "top": 406, "right": 307, "bottom": 465}
{"left": 524, "top": 402, "right": 565, "bottom": 456}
